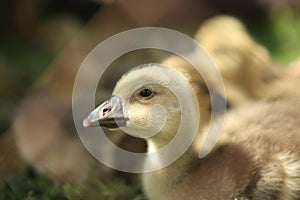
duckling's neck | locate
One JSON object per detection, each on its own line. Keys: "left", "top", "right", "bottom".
{"left": 146, "top": 114, "right": 209, "bottom": 169}
{"left": 146, "top": 133, "right": 199, "bottom": 177}
{"left": 143, "top": 137, "right": 199, "bottom": 199}
{"left": 147, "top": 137, "right": 170, "bottom": 153}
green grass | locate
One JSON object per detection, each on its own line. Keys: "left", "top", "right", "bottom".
{"left": 0, "top": 168, "right": 72, "bottom": 200}
{"left": 269, "top": 10, "right": 300, "bottom": 63}
{"left": 1, "top": 168, "right": 146, "bottom": 200}
{"left": 88, "top": 178, "right": 146, "bottom": 200}
{"left": 248, "top": 9, "right": 300, "bottom": 64}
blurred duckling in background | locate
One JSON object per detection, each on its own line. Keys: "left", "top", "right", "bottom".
{"left": 195, "top": 15, "right": 300, "bottom": 104}
{"left": 8, "top": 6, "right": 147, "bottom": 184}
{"left": 84, "top": 64, "right": 300, "bottom": 200}
{"left": 161, "top": 15, "right": 300, "bottom": 110}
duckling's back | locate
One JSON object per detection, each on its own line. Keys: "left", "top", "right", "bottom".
{"left": 158, "top": 99, "right": 300, "bottom": 200}
{"left": 199, "top": 99, "right": 300, "bottom": 200}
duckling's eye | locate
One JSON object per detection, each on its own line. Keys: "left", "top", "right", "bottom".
{"left": 139, "top": 88, "right": 153, "bottom": 98}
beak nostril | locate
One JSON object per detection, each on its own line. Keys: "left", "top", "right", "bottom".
{"left": 102, "top": 107, "right": 111, "bottom": 116}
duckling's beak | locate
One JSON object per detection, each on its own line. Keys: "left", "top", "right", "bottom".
{"left": 83, "top": 96, "right": 127, "bottom": 128}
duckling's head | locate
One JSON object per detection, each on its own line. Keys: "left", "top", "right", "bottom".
{"left": 83, "top": 64, "right": 200, "bottom": 142}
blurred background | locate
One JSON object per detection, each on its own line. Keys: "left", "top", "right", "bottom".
{"left": 1, "top": 0, "right": 300, "bottom": 199}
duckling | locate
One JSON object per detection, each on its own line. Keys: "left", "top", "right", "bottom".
{"left": 10, "top": 4, "right": 145, "bottom": 183}
{"left": 195, "top": 15, "right": 300, "bottom": 102}
{"left": 84, "top": 64, "right": 300, "bottom": 200}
